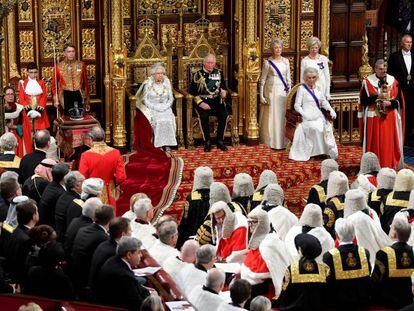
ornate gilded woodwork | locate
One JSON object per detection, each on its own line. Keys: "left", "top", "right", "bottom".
{"left": 41, "top": 1, "right": 72, "bottom": 59}
{"left": 18, "top": 0, "right": 32, "bottom": 22}
{"left": 125, "top": 32, "right": 184, "bottom": 149}
{"left": 207, "top": 0, "right": 224, "bottom": 15}
{"left": 123, "top": 0, "right": 131, "bottom": 18}
{"left": 263, "top": 0, "right": 292, "bottom": 50}
{"left": 81, "top": 0, "right": 95, "bottom": 20}
{"left": 138, "top": 0, "right": 200, "bottom": 15}
{"left": 302, "top": 0, "right": 314, "bottom": 13}
{"left": 41, "top": 66, "right": 54, "bottom": 95}
{"left": 300, "top": 20, "right": 313, "bottom": 51}
{"left": 19, "top": 30, "right": 34, "bottom": 62}
{"left": 81, "top": 29, "right": 96, "bottom": 60}
{"left": 86, "top": 64, "right": 97, "bottom": 96}
{"left": 161, "top": 24, "right": 179, "bottom": 52}
{"left": 124, "top": 25, "right": 133, "bottom": 53}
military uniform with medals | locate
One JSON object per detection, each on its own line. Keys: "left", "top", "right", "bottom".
{"left": 189, "top": 67, "right": 228, "bottom": 145}
{"left": 372, "top": 242, "right": 414, "bottom": 309}
{"left": 177, "top": 188, "right": 210, "bottom": 248}
{"left": 323, "top": 243, "right": 371, "bottom": 310}
{"left": 307, "top": 180, "right": 328, "bottom": 211}
{"left": 323, "top": 195, "right": 345, "bottom": 238}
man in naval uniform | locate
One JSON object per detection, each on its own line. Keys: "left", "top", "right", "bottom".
{"left": 372, "top": 216, "right": 414, "bottom": 309}
{"left": 307, "top": 159, "right": 339, "bottom": 211}
{"left": 323, "top": 218, "right": 371, "bottom": 310}
{"left": 177, "top": 166, "right": 214, "bottom": 248}
{"left": 322, "top": 171, "right": 349, "bottom": 238}
{"left": 52, "top": 44, "right": 89, "bottom": 119}
{"left": 190, "top": 53, "right": 228, "bottom": 152}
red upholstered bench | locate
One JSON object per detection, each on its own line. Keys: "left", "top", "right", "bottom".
{"left": 140, "top": 249, "right": 185, "bottom": 301}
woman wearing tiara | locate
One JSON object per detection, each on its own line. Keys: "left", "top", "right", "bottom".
{"left": 259, "top": 38, "right": 291, "bottom": 149}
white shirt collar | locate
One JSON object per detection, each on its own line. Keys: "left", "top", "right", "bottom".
{"left": 403, "top": 50, "right": 411, "bottom": 56}
{"left": 4, "top": 151, "right": 15, "bottom": 155}
{"left": 97, "top": 223, "right": 108, "bottom": 235}
{"left": 339, "top": 241, "right": 354, "bottom": 246}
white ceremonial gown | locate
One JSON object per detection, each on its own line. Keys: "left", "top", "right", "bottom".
{"left": 267, "top": 206, "right": 299, "bottom": 241}
{"left": 347, "top": 210, "right": 392, "bottom": 268}
{"left": 289, "top": 85, "right": 337, "bottom": 161}
{"left": 259, "top": 58, "right": 291, "bottom": 149}
{"left": 148, "top": 239, "right": 179, "bottom": 266}
{"left": 300, "top": 55, "right": 331, "bottom": 99}
{"left": 142, "top": 77, "right": 177, "bottom": 147}
{"left": 175, "top": 264, "right": 207, "bottom": 298}
{"left": 130, "top": 221, "right": 157, "bottom": 250}
{"left": 187, "top": 285, "right": 225, "bottom": 311}
{"left": 285, "top": 225, "right": 335, "bottom": 263}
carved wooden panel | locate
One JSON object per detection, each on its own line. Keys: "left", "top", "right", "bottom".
{"left": 207, "top": 0, "right": 224, "bottom": 15}
{"left": 300, "top": 20, "right": 314, "bottom": 51}
{"left": 82, "top": 0, "right": 95, "bottom": 20}
{"left": 18, "top": 0, "right": 32, "bottom": 22}
{"left": 263, "top": 0, "right": 292, "bottom": 50}
{"left": 138, "top": 0, "right": 200, "bottom": 15}
{"left": 82, "top": 29, "right": 96, "bottom": 60}
{"left": 19, "top": 31, "right": 34, "bottom": 62}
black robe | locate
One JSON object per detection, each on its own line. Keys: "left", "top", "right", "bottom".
{"left": 232, "top": 195, "right": 252, "bottom": 216}
{"left": 177, "top": 188, "right": 210, "bottom": 248}
{"left": 322, "top": 243, "right": 371, "bottom": 310}
{"left": 372, "top": 242, "right": 414, "bottom": 309}
{"left": 277, "top": 258, "right": 329, "bottom": 311}
{"left": 367, "top": 188, "right": 393, "bottom": 218}
{"left": 307, "top": 180, "right": 328, "bottom": 210}
{"left": 323, "top": 195, "right": 345, "bottom": 238}
{"left": 381, "top": 190, "right": 410, "bottom": 233}
{"left": 251, "top": 187, "right": 266, "bottom": 210}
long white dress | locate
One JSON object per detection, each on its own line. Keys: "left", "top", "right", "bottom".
{"left": 300, "top": 55, "right": 331, "bottom": 99}
{"left": 142, "top": 77, "right": 177, "bottom": 148}
{"left": 259, "top": 58, "right": 291, "bottom": 149}
{"left": 289, "top": 85, "right": 338, "bottom": 161}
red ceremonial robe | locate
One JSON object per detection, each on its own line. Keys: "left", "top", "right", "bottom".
{"left": 358, "top": 74, "right": 405, "bottom": 169}
{"left": 79, "top": 142, "right": 126, "bottom": 212}
{"left": 18, "top": 79, "right": 49, "bottom": 154}
{"left": 216, "top": 214, "right": 248, "bottom": 263}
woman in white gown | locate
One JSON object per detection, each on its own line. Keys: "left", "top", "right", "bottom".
{"left": 300, "top": 36, "right": 331, "bottom": 100}
{"left": 289, "top": 67, "right": 338, "bottom": 161}
{"left": 259, "top": 38, "right": 291, "bottom": 149}
{"left": 141, "top": 62, "right": 177, "bottom": 149}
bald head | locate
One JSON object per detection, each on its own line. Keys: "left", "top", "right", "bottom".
{"left": 180, "top": 240, "right": 199, "bottom": 263}
{"left": 206, "top": 268, "right": 225, "bottom": 293}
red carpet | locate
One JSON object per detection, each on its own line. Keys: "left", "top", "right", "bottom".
{"left": 166, "top": 144, "right": 363, "bottom": 220}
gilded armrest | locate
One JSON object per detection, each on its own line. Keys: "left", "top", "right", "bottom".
{"left": 173, "top": 89, "right": 185, "bottom": 149}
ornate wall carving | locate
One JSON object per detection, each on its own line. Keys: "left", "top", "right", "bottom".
{"left": 300, "top": 20, "right": 313, "bottom": 50}
{"left": 124, "top": 25, "right": 132, "bottom": 52}
{"left": 302, "top": 0, "right": 314, "bottom": 13}
{"left": 18, "top": 0, "right": 32, "bottom": 22}
{"left": 207, "top": 0, "right": 224, "bottom": 15}
{"left": 263, "top": 0, "right": 291, "bottom": 50}
{"left": 123, "top": 0, "right": 131, "bottom": 18}
{"left": 82, "top": 0, "right": 95, "bottom": 20}
{"left": 41, "top": 1, "right": 72, "bottom": 59}
{"left": 87, "top": 65, "right": 97, "bottom": 96}
{"left": 161, "top": 24, "right": 179, "bottom": 51}
{"left": 138, "top": 0, "right": 199, "bottom": 15}
{"left": 19, "top": 31, "right": 35, "bottom": 62}
{"left": 41, "top": 66, "right": 54, "bottom": 95}
{"left": 82, "top": 29, "right": 96, "bottom": 60}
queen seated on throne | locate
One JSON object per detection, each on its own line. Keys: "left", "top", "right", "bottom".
{"left": 135, "top": 62, "right": 177, "bottom": 150}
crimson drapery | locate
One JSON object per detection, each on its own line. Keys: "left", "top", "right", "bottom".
{"left": 116, "top": 109, "right": 182, "bottom": 218}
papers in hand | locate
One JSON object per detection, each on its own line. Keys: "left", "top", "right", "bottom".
{"left": 133, "top": 266, "right": 161, "bottom": 277}
{"left": 165, "top": 301, "right": 194, "bottom": 311}
{"left": 214, "top": 262, "right": 241, "bottom": 274}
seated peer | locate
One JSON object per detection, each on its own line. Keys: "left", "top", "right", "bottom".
{"left": 25, "top": 241, "right": 74, "bottom": 300}
{"left": 140, "top": 295, "right": 164, "bottom": 311}
{"left": 250, "top": 296, "right": 272, "bottom": 311}
{"left": 130, "top": 198, "right": 157, "bottom": 249}
{"left": 96, "top": 236, "right": 154, "bottom": 310}
{"left": 148, "top": 219, "right": 179, "bottom": 266}
{"left": 162, "top": 239, "right": 199, "bottom": 279}
{"left": 218, "top": 278, "right": 251, "bottom": 310}
{"left": 372, "top": 216, "right": 414, "bottom": 309}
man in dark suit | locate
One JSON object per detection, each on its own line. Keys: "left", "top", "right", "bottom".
{"left": 70, "top": 204, "right": 114, "bottom": 296}
{"left": 6, "top": 199, "right": 38, "bottom": 285}
{"left": 64, "top": 197, "right": 102, "bottom": 256}
{"left": 38, "top": 163, "right": 69, "bottom": 227}
{"left": 96, "top": 236, "right": 153, "bottom": 310}
{"left": 0, "top": 177, "right": 22, "bottom": 222}
{"left": 323, "top": 218, "right": 371, "bottom": 310}
{"left": 18, "top": 130, "right": 50, "bottom": 184}
{"left": 387, "top": 34, "right": 414, "bottom": 144}
{"left": 0, "top": 133, "right": 21, "bottom": 175}
{"left": 54, "top": 171, "right": 85, "bottom": 242}
{"left": 372, "top": 216, "right": 414, "bottom": 309}
{"left": 88, "top": 217, "right": 131, "bottom": 292}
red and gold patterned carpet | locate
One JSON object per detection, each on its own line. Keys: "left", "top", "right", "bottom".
{"left": 166, "top": 144, "right": 363, "bottom": 220}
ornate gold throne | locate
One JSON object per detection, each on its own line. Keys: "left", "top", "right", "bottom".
{"left": 177, "top": 32, "right": 239, "bottom": 148}
{"left": 126, "top": 30, "right": 184, "bottom": 149}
